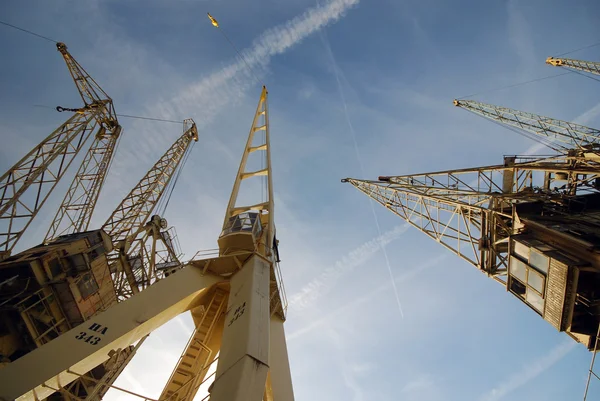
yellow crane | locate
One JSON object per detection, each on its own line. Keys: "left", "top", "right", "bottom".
{"left": 546, "top": 56, "right": 600, "bottom": 76}
{"left": 0, "top": 43, "right": 119, "bottom": 260}
{"left": 453, "top": 98, "right": 600, "bottom": 155}
{"left": 343, "top": 97, "right": 600, "bottom": 400}
{"left": 0, "top": 116, "right": 197, "bottom": 400}
{"left": 0, "top": 86, "right": 293, "bottom": 401}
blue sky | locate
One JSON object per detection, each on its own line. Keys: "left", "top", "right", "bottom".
{"left": 2, "top": 0, "right": 600, "bottom": 400}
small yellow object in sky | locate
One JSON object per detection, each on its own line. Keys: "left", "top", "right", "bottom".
{"left": 207, "top": 13, "right": 219, "bottom": 28}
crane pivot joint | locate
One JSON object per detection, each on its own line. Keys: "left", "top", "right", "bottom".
{"left": 546, "top": 57, "right": 563, "bottom": 66}
{"left": 56, "top": 42, "right": 68, "bottom": 53}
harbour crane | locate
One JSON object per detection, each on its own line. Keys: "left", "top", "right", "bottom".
{"left": 0, "top": 119, "right": 197, "bottom": 400}
{"left": 103, "top": 118, "right": 198, "bottom": 301}
{"left": 453, "top": 99, "right": 600, "bottom": 155}
{"left": 156, "top": 87, "right": 290, "bottom": 401}
{"left": 546, "top": 57, "right": 600, "bottom": 76}
{"left": 0, "top": 42, "right": 120, "bottom": 260}
{"left": 343, "top": 100, "right": 600, "bottom": 352}
{"left": 44, "top": 43, "right": 122, "bottom": 242}
{"left": 0, "top": 87, "right": 293, "bottom": 401}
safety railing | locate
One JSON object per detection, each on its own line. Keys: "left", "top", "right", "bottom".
{"left": 220, "top": 212, "right": 262, "bottom": 239}
{"left": 273, "top": 259, "right": 288, "bottom": 318}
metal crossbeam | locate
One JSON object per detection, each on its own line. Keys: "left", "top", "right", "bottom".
{"left": 343, "top": 154, "right": 600, "bottom": 278}
{"left": 104, "top": 120, "right": 197, "bottom": 298}
{"left": 454, "top": 99, "right": 600, "bottom": 153}
{"left": 45, "top": 43, "right": 122, "bottom": 242}
{"left": 547, "top": 56, "right": 600, "bottom": 76}
{"left": 0, "top": 110, "right": 100, "bottom": 258}
{"left": 221, "top": 86, "right": 275, "bottom": 250}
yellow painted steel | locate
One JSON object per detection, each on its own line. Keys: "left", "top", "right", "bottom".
{"left": 207, "top": 13, "right": 219, "bottom": 27}
{"left": 0, "top": 86, "right": 294, "bottom": 401}
{"left": 0, "top": 266, "right": 222, "bottom": 401}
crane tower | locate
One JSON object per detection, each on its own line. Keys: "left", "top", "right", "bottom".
{"left": 0, "top": 86, "right": 293, "bottom": 401}
{"left": 0, "top": 40, "right": 198, "bottom": 398}
{"left": 0, "top": 117, "right": 197, "bottom": 400}
{"left": 546, "top": 56, "right": 600, "bottom": 76}
{"left": 343, "top": 99, "right": 600, "bottom": 351}
{"left": 0, "top": 43, "right": 121, "bottom": 261}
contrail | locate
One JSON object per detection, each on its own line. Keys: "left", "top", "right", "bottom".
{"left": 289, "top": 224, "right": 410, "bottom": 311}
{"left": 478, "top": 340, "right": 576, "bottom": 401}
{"left": 288, "top": 254, "right": 446, "bottom": 341}
{"left": 319, "top": 28, "right": 405, "bottom": 318}
{"left": 160, "top": 0, "right": 361, "bottom": 126}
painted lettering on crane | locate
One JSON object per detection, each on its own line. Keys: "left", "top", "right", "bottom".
{"left": 227, "top": 302, "right": 246, "bottom": 327}
{"left": 75, "top": 323, "right": 109, "bottom": 346}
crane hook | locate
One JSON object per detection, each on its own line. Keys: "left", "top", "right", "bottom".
{"left": 56, "top": 106, "right": 85, "bottom": 114}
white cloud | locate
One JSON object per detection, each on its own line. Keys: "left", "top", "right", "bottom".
{"left": 573, "top": 102, "right": 600, "bottom": 126}
{"left": 325, "top": 326, "right": 367, "bottom": 401}
{"left": 318, "top": 27, "right": 405, "bottom": 317}
{"left": 479, "top": 340, "right": 577, "bottom": 401}
{"left": 507, "top": 0, "right": 537, "bottom": 73}
{"left": 401, "top": 374, "right": 435, "bottom": 393}
{"left": 161, "top": 0, "right": 361, "bottom": 126}
{"left": 287, "top": 253, "right": 446, "bottom": 341}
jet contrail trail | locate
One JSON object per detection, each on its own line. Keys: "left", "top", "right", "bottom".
{"left": 319, "top": 28, "right": 405, "bottom": 318}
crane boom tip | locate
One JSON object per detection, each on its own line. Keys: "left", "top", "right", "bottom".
{"left": 207, "top": 12, "right": 219, "bottom": 27}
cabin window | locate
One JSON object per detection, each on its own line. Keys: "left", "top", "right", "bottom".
{"left": 513, "top": 241, "right": 530, "bottom": 260}
{"left": 527, "top": 269, "right": 545, "bottom": 294}
{"left": 529, "top": 249, "right": 549, "bottom": 274}
{"left": 510, "top": 257, "right": 527, "bottom": 282}
{"left": 77, "top": 272, "right": 98, "bottom": 300}
{"left": 509, "top": 278, "right": 526, "bottom": 299}
{"left": 48, "top": 258, "right": 62, "bottom": 277}
{"left": 67, "top": 254, "right": 88, "bottom": 272}
{"left": 509, "top": 255, "right": 547, "bottom": 314}
{"left": 88, "top": 244, "right": 106, "bottom": 262}
{"left": 526, "top": 291, "right": 545, "bottom": 314}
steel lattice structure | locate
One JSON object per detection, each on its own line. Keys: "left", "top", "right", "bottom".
{"left": 343, "top": 153, "right": 598, "bottom": 280}
{"left": 454, "top": 99, "right": 600, "bottom": 154}
{"left": 0, "top": 86, "right": 294, "bottom": 401}
{"left": 546, "top": 56, "right": 600, "bottom": 76}
{"left": 0, "top": 109, "right": 100, "bottom": 259}
{"left": 344, "top": 98, "right": 600, "bottom": 386}
{"left": 104, "top": 119, "right": 197, "bottom": 299}
{"left": 0, "top": 42, "right": 120, "bottom": 259}
{"left": 44, "top": 42, "right": 122, "bottom": 242}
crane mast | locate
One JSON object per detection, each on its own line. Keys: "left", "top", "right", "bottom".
{"left": 546, "top": 56, "right": 600, "bottom": 76}
{"left": 344, "top": 103, "right": 600, "bottom": 351}
{"left": 157, "top": 86, "right": 290, "bottom": 401}
{"left": 44, "top": 42, "right": 122, "bottom": 242}
{"left": 104, "top": 119, "right": 197, "bottom": 300}
{"left": 343, "top": 154, "right": 599, "bottom": 279}
{"left": 0, "top": 113, "right": 97, "bottom": 259}
{"left": 0, "top": 87, "right": 293, "bottom": 401}
{"left": 0, "top": 118, "right": 197, "bottom": 400}
{"left": 55, "top": 119, "right": 196, "bottom": 400}
{"left": 0, "top": 42, "right": 118, "bottom": 260}
{"left": 453, "top": 99, "right": 600, "bottom": 155}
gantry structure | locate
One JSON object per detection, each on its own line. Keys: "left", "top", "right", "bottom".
{"left": 344, "top": 97, "right": 600, "bottom": 353}
{"left": 0, "top": 86, "right": 293, "bottom": 401}
{"left": 546, "top": 56, "right": 600, "bottom": 76}
{"left": 0, "top": 42, "right": 201, "bottom": 400}
{"left": 0, "top": 43, "right": 121, "bottom": 261}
